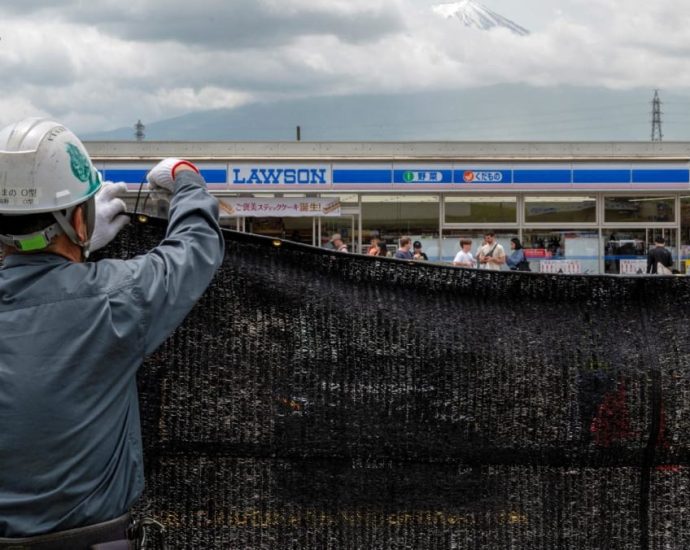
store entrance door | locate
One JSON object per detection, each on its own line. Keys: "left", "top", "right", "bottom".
{"left": 320, "top": 213, "right": 359, "bottom": 252}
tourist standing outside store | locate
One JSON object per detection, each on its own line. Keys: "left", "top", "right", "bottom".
{"left": 647, "top": 236, "right": 673, "bottom": 274}
{"left": 379, "top": 240, "right": 391, "bottom": 257}
{"left": 477, "top": 231, "right": 506, "bottom": 270}
{"left": 394, "top": 236, "right": 414, "bottom": 259}
{"left": 368, "top": 237, "right": 382, "bottom": 256}
{"left": 412, "top": 240, "right": 428, "bottom": 261}
{"left": 506, "top": 238, "right": 530, "bottom": 271}
{"left": 330, "top": 233, "right": 348, "bottom": 253}
{"left": 453, "top": 239, "right": 475, "bottom": 268}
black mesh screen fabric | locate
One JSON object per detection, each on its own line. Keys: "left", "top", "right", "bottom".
{"left": 93, "top": 219, "right": 690, "bottom": 549}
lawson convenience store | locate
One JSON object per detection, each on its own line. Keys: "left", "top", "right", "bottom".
{"left": 86, "top": 141, "right": 690, "bottom": 275}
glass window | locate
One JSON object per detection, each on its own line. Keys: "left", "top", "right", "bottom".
{"left": 601, "top": 229, "right": 676, "bottom": 274}
{"left": 362, "top": 195, "right": 439, "bottom": 259}
{"left": 524, "top": 196, "right": 596, "bottom": 223}
{"left": 321, "top": 216, "right": 357, "bottom": 250}
{"left": 604, "top": 196, "right": 675, "bottom": 223}
{"left": 444, "top": 196, "right": 516, "bottom": 224}
{"left": 522, "top": 229, "right": 600, "bottom": 274}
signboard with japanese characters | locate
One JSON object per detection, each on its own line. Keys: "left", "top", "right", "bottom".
{"left": 219, "top": 197, "right": 341, "bottom": 218}
{"left": 619, "top": 259, "right": 648, "bottom": 275}
{"left": 539, "top": 259, "right": 583, "bottom": 274}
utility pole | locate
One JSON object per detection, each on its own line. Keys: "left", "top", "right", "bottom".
{"left": 134, "top": 119, "right": 145, "bottom": 142}
{"left": 296, "top": 125, "right": 301, "bottom": 141}
{"left": 651, "top": 90, "right": 663, "bottom": 142}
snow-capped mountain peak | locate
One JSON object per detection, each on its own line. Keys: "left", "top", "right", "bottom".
{"left": 432, "top": 0, "right": 530, "bottom": 36}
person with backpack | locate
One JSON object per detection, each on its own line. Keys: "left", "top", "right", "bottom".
{"left": 647, "top": 236, "right": 673, "bottom": 275}
{"left": 506, "top": 237, "right": 531, "bottom": 271}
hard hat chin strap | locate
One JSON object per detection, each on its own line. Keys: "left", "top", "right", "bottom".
{"left": 52, "top": 206, "right": 89, "bottom": 247}
{"left": 0, "top": 197, "right": 96, "bottom": 255}
{"left": 52, "top": 198, "right": 95, "bottom": 257}
{"left": 0, "top": 222, "right": 64, "bottom": 252}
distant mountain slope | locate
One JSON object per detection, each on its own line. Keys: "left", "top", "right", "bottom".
{"left": 432, "top": 0, "right": 529, "bottom": 35}
{"left": 83, "top": 86, "right": 661, "bottom": 142}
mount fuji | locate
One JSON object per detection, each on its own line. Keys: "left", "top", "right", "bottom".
{"left": 432, "top": 0, "right": 530, "bottom": 35}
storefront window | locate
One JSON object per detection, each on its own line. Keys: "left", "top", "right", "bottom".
{"left": 321, "top": 215, "right": 358, "bottom": 250}
{"left": 242, "top": 193, "right": 347, "bottom": 245}
{"left": 601, "top": 229, "right": 676, "bottom": 274}
{"left": 444, "top": 196, "right": 516, "bottom": 224}
{"left": 319, "top": 194, "right": 360, "bottom": 250}
{"left": 362, "top": 195, "right": 439, "bottom": 259}
{"left": 522, "top": 229, "right": 599, "bottom": 274}
{"left": 524, "top": 196, "right": 596, "bottom": 223}
{"left": 604, "top": 196, "right": 675, "bottom": 223}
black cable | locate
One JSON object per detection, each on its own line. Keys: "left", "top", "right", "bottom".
{"left": 132, "top": 174, "right": 148, "bottom": 221}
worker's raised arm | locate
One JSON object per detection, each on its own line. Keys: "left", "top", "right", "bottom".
{"left": 127, "top": 159, "right": 225, "bottom": 355}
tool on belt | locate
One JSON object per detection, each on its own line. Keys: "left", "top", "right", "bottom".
{"left": 0, "top": 515, "right": 166, "bottom": 550}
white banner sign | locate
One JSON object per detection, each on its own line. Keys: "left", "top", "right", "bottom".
{"left": 219, "top": 197, "right": 341, "bottom": 217}
{"left": 539, "top": 259, "right": 583, "bottom": 274}
{"left": 619, "top": 259, "right": 648, "bottom": 275}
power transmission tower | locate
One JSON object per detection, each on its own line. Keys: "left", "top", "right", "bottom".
{"left": 134, "top": 119, "right": 145, "bottom": 141}
{"left": 651, "top": 90, "right": 663, "bottom": 142}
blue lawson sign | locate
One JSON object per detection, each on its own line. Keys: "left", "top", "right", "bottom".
{"left": 456, "top": 168, "right": 690, "bottom": 185}
{"left": 99, "top": 164, "right": 690, "bottom": 188}
{"left": 232, "top": 167, "right": 328, "bottom": 185}
{"left": 333, "top": 169, "right": 391, "bottom": 184}
{"left": 514, "top": 170, "right": 571, "bottom": 183}
{"left": 632, "top": 169, "right": 689, "bottom": 183}
{"left": 574, "top": 170, "right": 630, "bottom": 183}
{"left": 102, "top": 169, "right": 227, "bottom": 184}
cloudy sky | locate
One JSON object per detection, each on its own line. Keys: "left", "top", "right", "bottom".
{"left": 1, "top": 0, "right": 689, "bottom": 136}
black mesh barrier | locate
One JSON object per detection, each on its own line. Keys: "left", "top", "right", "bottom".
{"left": 92, "top": 219, "right": 690, "bottom": 549}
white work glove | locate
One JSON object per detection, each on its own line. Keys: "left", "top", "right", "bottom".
{"left": 89, "top": 182, "right": 130, "bottom": 252}
{"left": 146, "top": 158, "right": 199, "bottom": 193}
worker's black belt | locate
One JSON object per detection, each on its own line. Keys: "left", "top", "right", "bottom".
{"left": 0, "top": 513, "right": 130, "bottom": 550}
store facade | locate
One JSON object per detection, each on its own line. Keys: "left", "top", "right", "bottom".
{"left": 86, "top": 142, "right": 690, "bottom": 275}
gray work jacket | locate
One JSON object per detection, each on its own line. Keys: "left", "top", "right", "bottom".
{"left": 0, "top": 172, "right": 224, "bottom": 537}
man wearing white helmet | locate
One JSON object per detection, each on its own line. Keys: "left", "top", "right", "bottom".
{"left": 0, "top": 119, "right": 224, "bottom": 549}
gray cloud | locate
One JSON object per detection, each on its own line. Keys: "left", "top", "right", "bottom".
{"left": 0, "top": 0, "right": 406, "bottom": 48}
{"left": 1, "top": 0, "right": 690, "bottom": 136}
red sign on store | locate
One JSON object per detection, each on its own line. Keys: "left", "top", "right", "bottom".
{"left": 525, "top": 249, "right": 547, "bottom": 258}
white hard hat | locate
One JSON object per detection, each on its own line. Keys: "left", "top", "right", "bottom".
{"left": 0, "top": 118, "right": 101, "bottom": 214}
{"left": 0, "top": 118, "right": 101, "bottom": 251}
